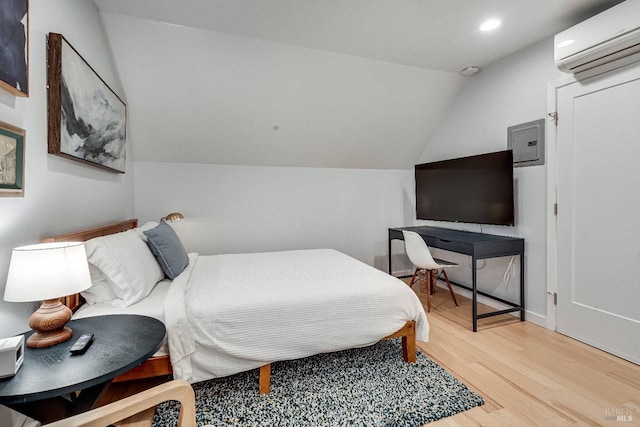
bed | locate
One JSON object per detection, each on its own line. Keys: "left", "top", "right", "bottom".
{"left": 44, "top": 219, "right": 429, "bottom": 393}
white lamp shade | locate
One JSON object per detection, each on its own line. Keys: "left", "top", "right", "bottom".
{"left": 4, "top": 242, "right": 92, "bottom": 302}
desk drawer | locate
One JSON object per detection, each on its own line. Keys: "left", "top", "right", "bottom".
{"left": 389, "top": 228, "right": 474, "bottom": 255}
{"left": 422, "top": 235, "right": 473, "bottom": 255}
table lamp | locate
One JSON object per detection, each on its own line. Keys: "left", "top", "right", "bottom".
{"left": 3, "top": 242, "right": 91, "bottom": 348}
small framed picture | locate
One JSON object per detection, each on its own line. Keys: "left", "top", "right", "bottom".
{"left": 0, "top": 121, "right": 25, "bottom": 197}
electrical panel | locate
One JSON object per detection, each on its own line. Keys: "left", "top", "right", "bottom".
{"left": 508, "top": 119, "right": 545, "bottom": 167}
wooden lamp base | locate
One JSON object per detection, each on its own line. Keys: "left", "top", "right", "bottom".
{"left": 27, "top": 298, "right": 74, "bottom": 348}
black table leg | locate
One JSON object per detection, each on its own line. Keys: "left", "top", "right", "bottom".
{"left": 388, "top": 237, "right": 393, "bottom": 275}
{"left": 520, "top": 252, "right": 525, "bottom": 321}
{"left": 6, "top": 381, "right": 111, "bottom": 424}
{"left": 472, "top": 255, "right": 478, "bottom": 332}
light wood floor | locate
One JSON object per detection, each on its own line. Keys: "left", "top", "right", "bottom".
{"left": 101, "top": 281, "right": 640, "bottom": 426}
{"left": 414, "top": 280, "right": 640, "bottom": 427}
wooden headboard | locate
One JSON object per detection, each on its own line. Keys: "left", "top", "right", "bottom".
{"left": 42, "top": 218, "right": 139, "bottom": 311}
{"left": 42, "top": 218, "right": 138, "bottom": 243}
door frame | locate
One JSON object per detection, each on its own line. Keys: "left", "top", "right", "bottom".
{"left": 545, "top": 74, "right": 573, "bottom": 332}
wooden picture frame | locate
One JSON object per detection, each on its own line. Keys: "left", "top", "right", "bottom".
{"left": 0, "top": 0, "right": 28, "bottom": 97}
{"left": 0, "top": 121, "right": 26, "bottom": 197}
{"left": 47, "top": 33, "right": 126, "bottom": 173}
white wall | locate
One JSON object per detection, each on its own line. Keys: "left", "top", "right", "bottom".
{"left": 412, "top": 38, "right": 567, "bottom": 324}
{"left": 134, "top": 162, "right": 414, "bottom": 271}
{"left": 98, "top": 12, "right": 465, "bottom": 170}
{"left": 0, "top": 0, "right": 133, "bottom": 338}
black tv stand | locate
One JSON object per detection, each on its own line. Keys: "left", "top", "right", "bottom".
{"left": 388, "top": 226, "right": 525, "bottom": 331}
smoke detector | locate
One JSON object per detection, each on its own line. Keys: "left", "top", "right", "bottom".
{"left": 460, "top": 66, "right": 480, "bottom": 76}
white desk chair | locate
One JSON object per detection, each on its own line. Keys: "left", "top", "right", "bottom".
{"left": 402, "top": 230, "right": 459, "bottom": 312}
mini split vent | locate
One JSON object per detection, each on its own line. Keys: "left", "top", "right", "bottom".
{"left": 554, "top": 1, "right": 640, "bottom": 74}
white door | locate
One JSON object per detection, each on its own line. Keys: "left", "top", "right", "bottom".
{"left": 555, "top": 63, "right": 640, "bottom": 364}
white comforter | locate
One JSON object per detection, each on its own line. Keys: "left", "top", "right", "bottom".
{"left": 165, "top": 249, "right": 429, "bottom": 383}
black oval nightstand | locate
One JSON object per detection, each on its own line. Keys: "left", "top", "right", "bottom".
{"left": 0, "top": 314, "right": 166, "bottom": 423}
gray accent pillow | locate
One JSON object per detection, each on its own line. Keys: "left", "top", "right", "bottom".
{"left": 143, "top": 220, "right": 189, "bottom": 279}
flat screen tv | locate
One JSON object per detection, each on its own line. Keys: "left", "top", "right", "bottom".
{"left": 415, "top": 150, "right": 514, "bottom": 226}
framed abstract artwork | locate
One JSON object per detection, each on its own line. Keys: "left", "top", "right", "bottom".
{"left": 47, "top": 33, "right": 126, "bottom": 173}
{"left": 0, "top": 0, "right": 28, "bottom": 97}
{"left": 0, "top": 121, "right": 25, "bottom": 197}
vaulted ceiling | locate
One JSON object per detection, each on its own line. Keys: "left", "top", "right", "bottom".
{"left": 92, "top": 0, "right": 622, "bottom": 169}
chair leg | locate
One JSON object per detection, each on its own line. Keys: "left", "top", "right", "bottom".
{"left": 424, "top": 269, "right": 431, "bottom": 313}
{"left": 430, "top": 270, "right": 437, "bottom": 295}
{"left": 442, "top": 270, "right": 459, "bottom": 307}
{"left": 408, "top": 268, "right": 419, "bottom": 288}
{"left": 417, "top": 269, "right": 429, "bottom": 294}
{"left": 409, "top": 268, "right": 431, "bottom": 312}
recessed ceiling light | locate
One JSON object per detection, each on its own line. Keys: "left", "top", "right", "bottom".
{"left": 479, "top": 19, "right": 501, "bottom": 32}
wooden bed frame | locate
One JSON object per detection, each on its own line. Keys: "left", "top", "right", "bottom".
{"left": 43, "top": 218, "right": 417, "bottom": 393}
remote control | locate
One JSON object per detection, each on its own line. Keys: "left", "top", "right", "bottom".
{"left": 69, "top": 333, "right": 94, "bottom": 355}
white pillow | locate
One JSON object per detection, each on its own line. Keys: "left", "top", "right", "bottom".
{"left": 84, "top": 227, "right": 164, "bottom": 306}
{"left": 81, "top": 264, "right": 118, "bottom": 305}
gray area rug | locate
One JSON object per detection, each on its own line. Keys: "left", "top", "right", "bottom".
{"left": 153, "top": 339, "right": 483, "bottom": 426}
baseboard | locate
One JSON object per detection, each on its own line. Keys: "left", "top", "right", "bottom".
{"left": 393, "top": 269, "right": 415, "bottom": 278}
{"left": 431, "top": 282, "right": 548, "bottom": 328}
{"left": 395, "top": 273, "right": 549, "bottom": 329}
{"left": 523, "top": 310, "right": 546, "bottom": 328}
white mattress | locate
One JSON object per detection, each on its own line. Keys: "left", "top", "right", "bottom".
{"left": 165, "top": 250, "right": 429, "bottom": 383}
{"left": 73, "top": 280, "right": 171, "bottom": 356}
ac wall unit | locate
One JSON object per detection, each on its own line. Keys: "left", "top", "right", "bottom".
{"left": 554, "top": 0, "right": 640, "bottom": 74}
